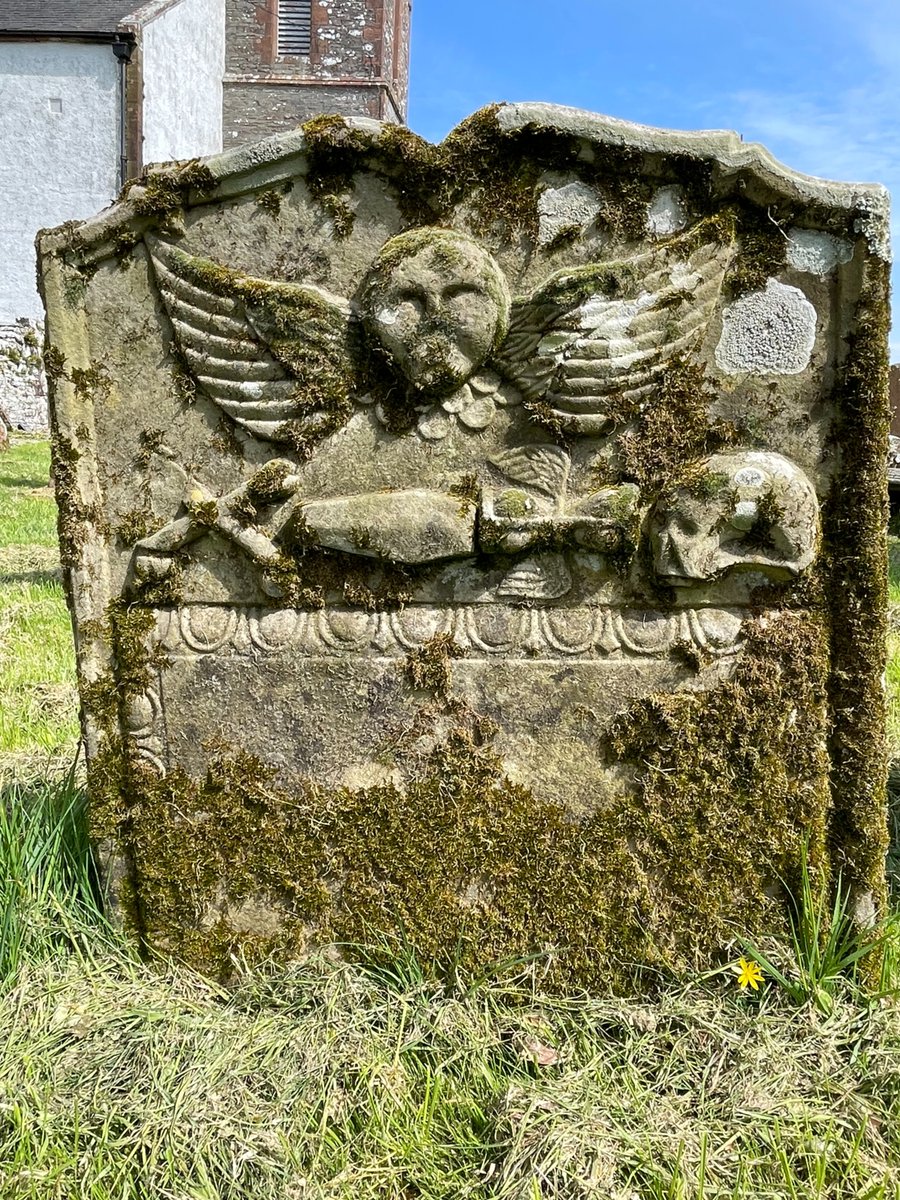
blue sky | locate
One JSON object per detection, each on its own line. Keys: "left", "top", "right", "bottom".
{"left": 408, "top": 0, "right": 900, "bottom": 356}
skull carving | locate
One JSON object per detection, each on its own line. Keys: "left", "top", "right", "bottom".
{"left": 651, "top": 451, "right": 819, "bottom": 587}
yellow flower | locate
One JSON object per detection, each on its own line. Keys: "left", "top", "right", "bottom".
{"left": 734, "top": 956, "right": 765, "bottom": 991}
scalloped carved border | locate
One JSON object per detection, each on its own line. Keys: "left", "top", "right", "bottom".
{"left": 153, "top": 604, "right": 746, "bottom": 661}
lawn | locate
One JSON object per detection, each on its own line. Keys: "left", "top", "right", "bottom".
{"left": 0, "top": 438, "right": 78, "bottom": 766}
{"left": 2, "top": 436, "right": 900, "bottom": 1199}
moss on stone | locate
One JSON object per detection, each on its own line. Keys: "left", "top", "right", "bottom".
{"left": 50, "top": 432, "right": 109, "bottom": 570}
{"left": 170, "top": 346, "right": 200, "bottom": 406}
{"left": 607, "top": 612, "right": 832, "bottom": 958}
{"left": 228, "top": 459, "right": 295, "bottom": 525}
{"left": 185, "top": 496, "right": 218, "bottom": 528}
{"left": 65, "top": 104, "right": 888, "bottom": 992}
{"left": 131, "top": 554, "right": 187, "bottom": 608}
{"left": 820, "top": 259, "right": 891, "bottom": 928}
{"left": 42, "top": 345, "right": 66, "bottom": 384}
{"left": 403, "top": 633, "right": 464, "bottom": 698}
{"left": 294, "top": 107, "right": 813, "bottom": 288}
{"left": 87, "top": 605, "right": 838, "bottom": 991}
{"left": 448, "top": 473, "right": 480, "bottom": 513}
{"left": 256, "top": 188, "right": 283, "bottom": 217}
{"left": 302, "top": 114, "right": 372, "bottom": 237}
{"left": 319, "top": 194, "right": 354, "bottom": 239}
{"left": 134, "top": 427, "right": 165, "bottom": 471}
{"left": 117, "top": 508, "right": 164, "bottom": 547}
{"left": 684, "top": 469, "right": 731, "bottom": 501}
{"left": 129, "top": 159, "right": 216, "bottom": 218}
{"left": 261, "top": 540, "right": 429, "bottom": 612}
{"left": 167, "top": 246, "right": 358, "bottom": 458}
{"left": 742, "top": 487, "right": 784, "bottom": 553}
{"left": 724, "top": 205, "right": 790, "bottom": 297}
{"left": 211, "top": 420, "right": 244, "bottom": 461}
{"left": 371, "top": 122, "right": 445, "bottom": 227}
{"left": 604, "top": 355, "right": 737, "bottom": 497}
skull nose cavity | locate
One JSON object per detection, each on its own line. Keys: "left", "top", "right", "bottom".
{"left": 731, "top": 499, "right": 758, "bottom": 531}
{"left": 658, "top": 532, "right": 706, "bottom": 583}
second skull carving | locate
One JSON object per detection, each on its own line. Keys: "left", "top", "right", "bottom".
{"left": 651, "top": 451, "right": 820, "bottom": 587}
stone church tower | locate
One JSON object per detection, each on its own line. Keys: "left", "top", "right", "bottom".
{"left": 223, "top": 0, "right": 411, "bottom": 146}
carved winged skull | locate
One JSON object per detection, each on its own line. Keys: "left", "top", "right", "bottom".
{"left": 147, "top": 216, "right": 734, "bottom": 448}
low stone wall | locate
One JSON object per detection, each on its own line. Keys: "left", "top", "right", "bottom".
{"left": 0, "top": 319, "right": 47, "bottom": 433}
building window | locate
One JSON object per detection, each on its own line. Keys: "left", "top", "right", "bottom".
{"left": 277, "top": 0, "right": 313, "bottom": 55}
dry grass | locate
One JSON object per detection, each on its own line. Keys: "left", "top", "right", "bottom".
{"left": 2, "top": 942, "right": 899, "bottom": 1199}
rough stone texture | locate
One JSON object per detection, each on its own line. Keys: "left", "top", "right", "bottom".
{"left": 223, "top": 0, "right": 410, "bottom": 145}
{"left": 0, "top": 320, "right": 46, "bottom": 432}
{"left": 39, "top": 103, "right": 890, "bottom": 990}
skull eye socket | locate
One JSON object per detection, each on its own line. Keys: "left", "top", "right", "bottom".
{"left": 672, "top": 514, "right": 701, "bottom": 537}
{"left": 394, "top": 288, "right": 425, "bottom": 314}
{"left": 443, "top": 282, "right": 482, "bottom": 302}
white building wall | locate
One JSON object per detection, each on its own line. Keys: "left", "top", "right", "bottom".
{"left": 142, "top": 0, "right": 225, "bottom": 165}
{"left": 0, "top": 41, "right": 119, "bottom": 322}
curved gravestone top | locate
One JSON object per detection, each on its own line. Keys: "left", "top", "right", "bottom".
{"left": 38, "top": 102, "right": 890, "bottom": 990}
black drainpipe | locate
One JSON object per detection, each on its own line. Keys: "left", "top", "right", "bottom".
{"left": 111, "top": 36, "right": 135, "bottom": 189}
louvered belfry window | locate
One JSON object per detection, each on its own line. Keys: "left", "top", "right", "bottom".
{"left": 277, "top": 0, "right": 312, "bottom": 55}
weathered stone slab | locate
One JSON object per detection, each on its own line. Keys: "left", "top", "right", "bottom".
{"left": 38, "top": 104, "right": 891, "bottom": 989}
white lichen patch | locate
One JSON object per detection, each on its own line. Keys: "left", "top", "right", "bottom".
{"left": 734, "top": 467, "right": 765, "bottom": 487}
{"left": 537, "top": 181, "right": 602, "bottom": 247}
{"left": 786, "top": 228, "right": 853, "bottom": 275}
{"left": 715, "top": 280, "right": 817, "bottom": 375}
{"left": 732, "top": 499, "right": 758, "bottom": 530}
{"left": 647, "top": 186, "right": 688, "bottom": 237}
{"left": 575, "top": 290, "right": 656, "bottom": 334}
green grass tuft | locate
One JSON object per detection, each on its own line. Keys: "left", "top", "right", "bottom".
{"left": 0, "top": 767, "right": 112, "bottom": 983}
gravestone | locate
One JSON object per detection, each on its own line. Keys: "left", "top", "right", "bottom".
{"left": 39, "top": 104, "right": 890, "bottom": 988}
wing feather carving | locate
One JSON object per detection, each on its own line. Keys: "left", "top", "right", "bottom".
{"left": 146, "top": 236, "right": 359, "bottom": 446}
{"left": 496, "top": 219, "right": 735, "bottom": 435}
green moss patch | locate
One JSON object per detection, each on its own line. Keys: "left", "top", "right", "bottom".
{"left": 821, "top": 263, "right": 891, "bottom": 915}
{"left": 127, "top": 159, "right": 216, "bottom": 219}
{"left": 298, "top": 108, "right": 853, "bottom": 289}
{"left": 608, "top": 612, "right": 832, "bottom": 959}
{"left": 92, "top": 609, "right": 834, "bottom": 992}
{"left": 597, "top": 355, "right": 737, "bottom": 498}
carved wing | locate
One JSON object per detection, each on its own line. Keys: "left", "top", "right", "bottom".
{"left": 146, "top": 236, "right": 360, "bottom": 446}
{"left": 496, "top": 217, "right": 735, "bottom": 435}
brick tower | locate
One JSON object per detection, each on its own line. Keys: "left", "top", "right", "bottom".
{"left": 223, "top": 0, "right": 411, "bottom": 146}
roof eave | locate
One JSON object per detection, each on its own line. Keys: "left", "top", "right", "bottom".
{"left": 0, "top": 29, "right": 132, "bottom": 41}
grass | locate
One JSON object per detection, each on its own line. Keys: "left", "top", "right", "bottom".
{"left": 3, "top": 438, "right": 900, "bottom": 1197}
{"left": 0, "top": 437, "right": 79, "bottom": 764}
{"left": 1, "top": 782, "right": 900, "bottom": 1199}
